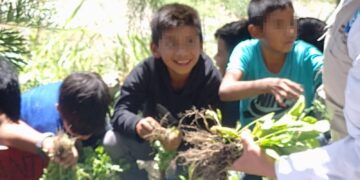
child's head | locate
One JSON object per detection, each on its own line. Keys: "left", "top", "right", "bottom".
{"left": 0, "top": 58, "right": 20, "bottom": 121}
{"left": 214, "top": 19, "right": 251, "bottom": 75}
{"left": 150, "top": 3, "right": 203, "bottom": 80}
{"left": 297, "top": 17, "right": 326, "bottom": 52}
{"left": 247, "top": 0, "right": 297, "bottom": 53}
{"left": 150, "top": 3, "right": 203, "bottom": 45}
{"left": 58, "top": 72, "right": 111, "bottom": 140}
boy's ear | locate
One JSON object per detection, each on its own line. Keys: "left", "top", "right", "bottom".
{"left": 248, "top": 24, "right": 263, "bottom": 38}
{"left": 150, "top": 42, "right": 161, "bottom": 58}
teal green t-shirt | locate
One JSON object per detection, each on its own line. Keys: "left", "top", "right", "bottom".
{"left": 227, "top": 39, "right": 323, "bottom": 126}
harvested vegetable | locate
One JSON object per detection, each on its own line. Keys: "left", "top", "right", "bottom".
{"left": 40, "top": 133, "right": 122, "bottom": 180}
{"left": 176, "top": 95, "right": 330, "bottom": 179}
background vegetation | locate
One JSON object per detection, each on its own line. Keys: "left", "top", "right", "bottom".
{"left": 0, "top": 0, "right": 338, "bottom": 92}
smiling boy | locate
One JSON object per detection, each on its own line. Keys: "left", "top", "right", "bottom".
{"left": 104, "top": 3, "right": 222, "bottom": 179}
{"left": 219, "top": 0, "right": 323, "bottom": 127}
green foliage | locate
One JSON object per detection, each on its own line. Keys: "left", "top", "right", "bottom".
{"left": 0, "top": 0, "right": 56, "bottom": 69}
{"left": 152, "top": 140, "right": 177, "bottom": 172}
{"left": 63, "top": 0, "right": 85, "bottom": 28}
{"left": 211, "top": 96, "right": 330, "bottom": 158}
{"left": 41, "top": 146, "right": 122, "bottom": 180}
{"left": 0, "top": 28, "right": 29, "bottom": 68}
{"left": 0, "top": 0, "right": 55, "bottom": 27}
{"left": 78, "top": 147, "right": 122, "bottom": 179}
{"left": 250, "top": 96, "right": 330, "bottom": 157}
{"left": 20, "top": 27, "right": 150, "bottom": 91}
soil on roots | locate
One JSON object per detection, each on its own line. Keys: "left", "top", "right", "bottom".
{"left": 176, "top": 127, "right": 243, "bottom": 180}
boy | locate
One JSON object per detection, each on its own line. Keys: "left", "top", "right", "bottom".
{"left": 0, "top": 59, "right": 77, "bottom": 179}
{"left": 219, "top": 0, "right": 323, "bottom": 127}
{"left": 232, "top": 0, "right": 360, "bottom": 179}
{"left": 21, "top": 72, "right": 111, "bottom": 148}
{"left": 104, "top": 3, "right": 222, "bottom": 179}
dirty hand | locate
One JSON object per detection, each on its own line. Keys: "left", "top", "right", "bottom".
{"left": 136, "top": 117, "right": 161, "bottom": 140}
{"left": 42, "top": 136, "right": 79, "bottom": 167}
{"left": 266, "top": 78, "right": 303, "bottom": 107}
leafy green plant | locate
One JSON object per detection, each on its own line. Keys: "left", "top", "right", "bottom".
{"left": 41, "top": 134, "right": 121, "bottom": 180}
{"left": 0, "top": 0, "right": 55, "bottom": 27}
{"left": 176, "top": 96, "right": 330, "bottom": 179}
{"left": 0, "top": 28, "right": 29, "bottom": 68}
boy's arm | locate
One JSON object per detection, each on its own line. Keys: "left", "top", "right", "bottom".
{"left": 219, "top": 70, "right": 266, "bottom": 100}
{"left": 219, "top": 70, "right": 303, "bottom": 107}
{"left": 0, "top": 115, "right": 78, "bottom": 166}
{"left": 111, "top": 68, "right": 181, "bottom": 149}
{"left": 0, "top": 115, "right": 46, "bottom": 153}
{"left": 111, "top": 62, "right": 155, "bottom": 141}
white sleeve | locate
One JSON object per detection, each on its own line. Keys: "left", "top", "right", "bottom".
{"left": 275, "top": 137, "right": 360, "bottom": 180}
{"left": 347, "top": 12, "right": 360, "bottom": 63}
{"left": 275, "top": 12, "right": 360, "bottom": 180}
{"left": 345, "top": 15, "right": 360, "bottom": 137}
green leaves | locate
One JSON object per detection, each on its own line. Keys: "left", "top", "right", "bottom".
{"left": 209, "top": 95, "right": 330, "bottom": 158}
{"left": 0, "top": 28, "right": 29, "bottom": 68}
{"left": 41, "top": 146, "right": 122, "bottom": 180}
{"left": 153, "top": 140, "right": 177, "bottom": 172}
{"left": 252, "top": 95, "right": 330, "bottom": 157}
{"left": 288, "top": 95, "right": 306, "bottom": 118}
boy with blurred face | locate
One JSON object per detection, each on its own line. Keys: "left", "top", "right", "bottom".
{"left": 21, "top": 72, "right": 111, "bottom": 148}
{"left": 104, "top": 3, "right": 222, "bottom": 179}
{"left": 219, "top": 0, "right": 323, "bottom": 127}
{"left": 0, "top": 59, "right": 78, "bottom": 179}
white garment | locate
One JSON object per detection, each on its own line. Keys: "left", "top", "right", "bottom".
{"left": 323, "top": 0, "right": 360, "bottom": 140}
{"left": 275, "top": 1, "right": 360, "bottom": 179}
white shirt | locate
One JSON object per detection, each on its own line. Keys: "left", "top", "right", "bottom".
{"left": 275, "top": 5, "right": 360, "bottom": 180}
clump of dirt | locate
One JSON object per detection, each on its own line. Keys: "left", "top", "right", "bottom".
{"left": 49, "top": 131, "right": 76, "bottom": 161}
{"left": 146, "top": 107, "right": 244, "bottom": 180}
{"left": 176, "top": 108, "right": 243, "bottom": 180}
{"left": 176, "top": 127, "right": 243, "bottom": 180}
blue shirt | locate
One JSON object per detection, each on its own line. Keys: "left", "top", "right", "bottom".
{"left": 21, "top": 82, "right": 62, "bottom": 133}
{"left": 227, "top": 39, "right": 323, "bottom": 126}
{"left": 20, "top": 82, "right": 108, "bottom": 147}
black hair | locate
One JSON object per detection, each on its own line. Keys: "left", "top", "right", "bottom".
{"left": 297, "top": 17, "right": 326, "bottom": 52}
{"left": 248, "top": 0, "right": 293, "bottom": 27}
{"left": 150, "top": 3, "right": 203, "bottom": 45}
{"left": 0, "top": 57, "right": 20, "bottom": 121}
{"left": 214, "top": 19, "right": 251, "bottom": 53}
{"left": 58, "top": 72, "right": 111, "bottom": 135}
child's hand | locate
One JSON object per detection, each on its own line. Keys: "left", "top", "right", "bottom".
{"left": 266, "top": 78, "right": 303, "bottom": 107}
{"left": 136, "top": 117, "right": 161, "bottom": 140}
{"left": 42, "top": 136, "right": 79, "bottom": 168}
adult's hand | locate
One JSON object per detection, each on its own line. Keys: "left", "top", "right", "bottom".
{"left": 231, "top": 130, "right": 276, "bottom": 178}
